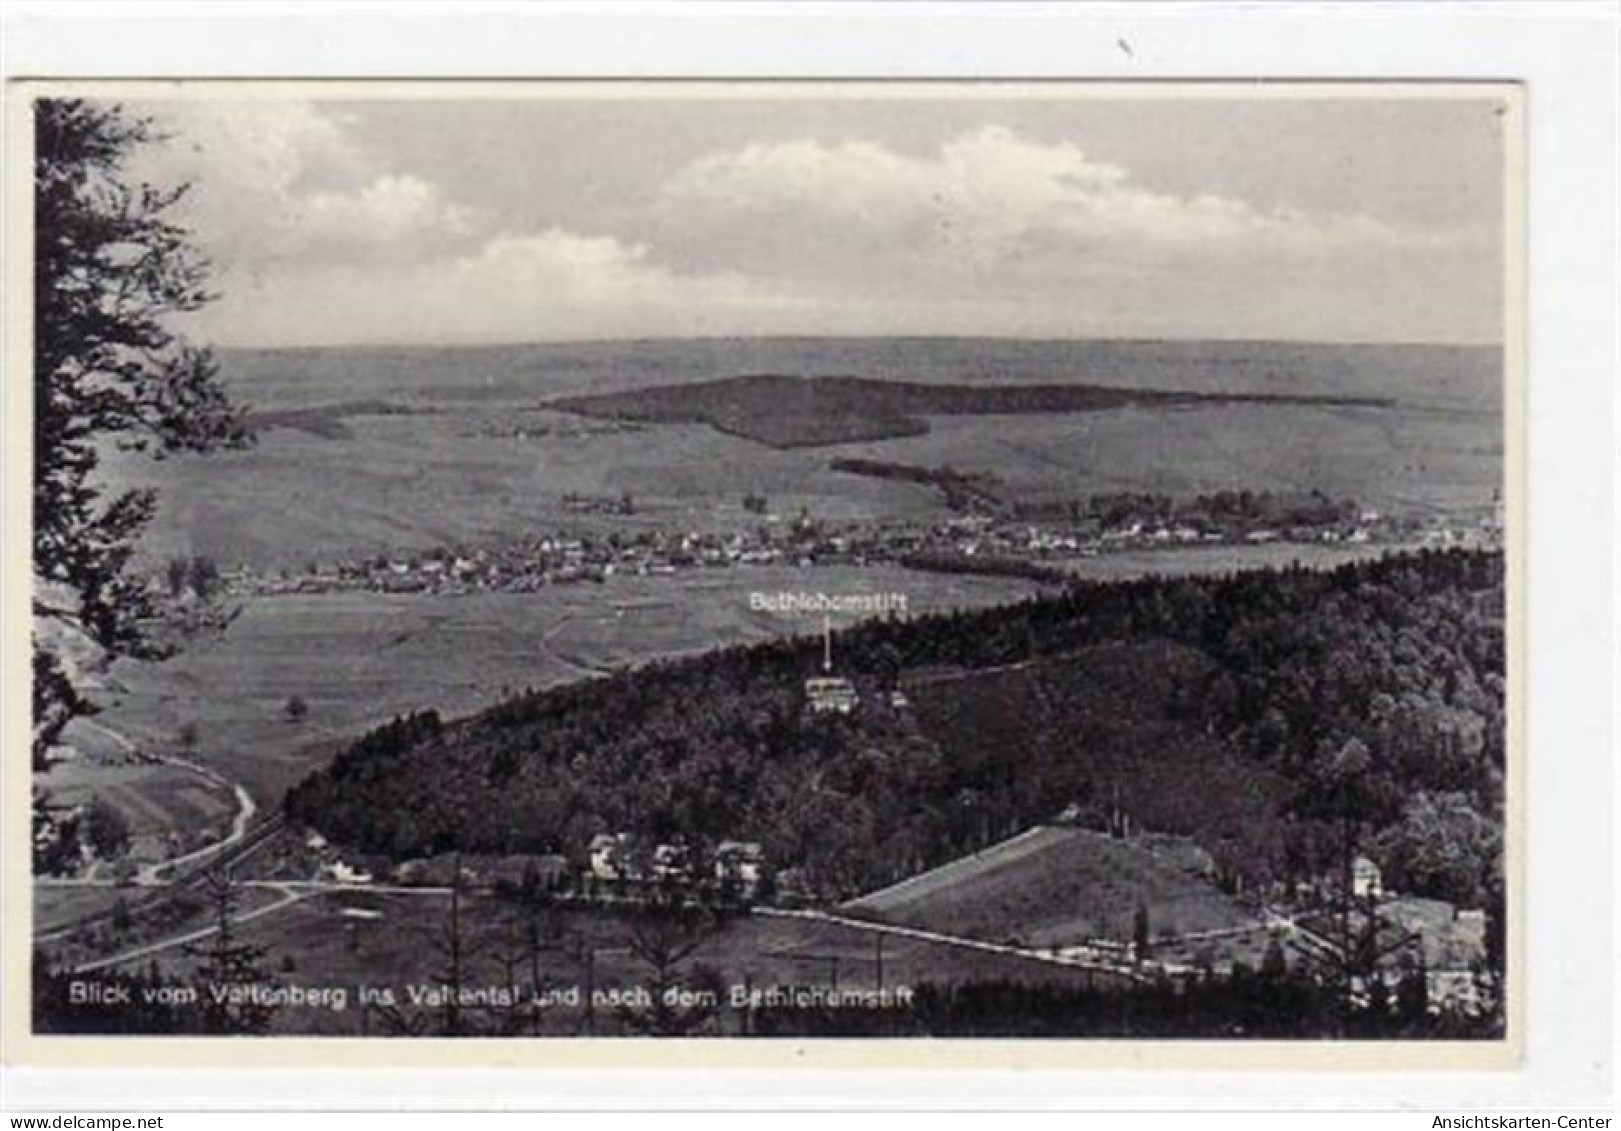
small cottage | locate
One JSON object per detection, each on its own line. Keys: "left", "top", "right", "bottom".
{"left": 1352, "top": 855, "right": 1384, "bottom": 899}
{"left": 713, "top": 840, "right": 765, "bottom": 895}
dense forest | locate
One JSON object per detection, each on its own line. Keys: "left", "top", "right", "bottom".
{"left": 829, "top": 457, "right": 1004, "bottom": 512}
{"left": 1012, "top": 488, "right": 1362, "bottom": 531}
{"left": 553, "top": 373, "right": 1391, "bottom": 448}
{"left": 285, "top": 549, "right": 1504, "bottom": 907}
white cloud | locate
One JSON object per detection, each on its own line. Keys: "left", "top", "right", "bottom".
{"left": 197, "top": 226, "right": 800, "bottom": 347}
{"left": 136, "top": 101, "right": 810, "bottom": 345}
{"left": 138, "top": 101, "right": 484, "bottom": 266}
{"left": 300, "top": 174, "right": 476, "bottom": 255}
{"left": 638, "top": 125, "right": 1500, "bottom": 343}
{"left": 661, "top": 125, "right": 1479, "bottom": 281}
{"left": 134, "top": 107, "right": 1498, "bottom": 346}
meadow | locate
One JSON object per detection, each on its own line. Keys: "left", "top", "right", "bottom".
{"left": 845, "top": 825, "right": 1250, "bottom": 948}
{"left": 99, "top": 336, "right": 1502, "bottom": 574}
{"left": 35, "top": 755, "right": 237, "bottom": 867}
{"left": 88, "top": 564, "right": 1037, "bottom": 810}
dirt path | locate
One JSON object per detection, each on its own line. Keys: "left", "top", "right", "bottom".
{"left": 539, "top": 612, "right": 617, "bottom": 678}
{"left": 69, "top": 884, "right": 311, "bottom": 975}
{"left": 33, "top": 720, "right": 262, "bottom": 947}
{"left": 60, "top": 880, "right": 462, "bottom": 974}
{"left": 138, "top": 758, "right": 257, "bottom": 884}
{"left": 758, "top": 905, "right": 1147, "bottom": 982}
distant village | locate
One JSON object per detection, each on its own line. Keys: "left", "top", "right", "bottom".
{"left": 168, "top": 488, "right": 1502, "bottom": 601}
{"left": 305, "top": 829, "right": 772, "bottom": 905}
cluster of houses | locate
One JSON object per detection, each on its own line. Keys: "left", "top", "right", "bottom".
{"left": 198, "top": 488, "right": 1506, "bottom": 603}
{"left": 226, "top": 523, "right": 835, "bottom": 597}
{"left": 322, "top": 834, "right": 771, "bottom": 904}
{"left": 804, "top": 676, "right": 861, "bottom": 715}
{"left": 303, "top": 819, "right": 1496, "bottom": 1014}
{"left": 459, "top": 418, "right": 644, "bottom": 443}
{"left": 802, "top": 675, "right": 912, "bottom": 716}
{"left": 586, "top": 833, "right": 766, "bottom": 899}
{"left": 305, "top": 831, "right": 376, "bottom": 886}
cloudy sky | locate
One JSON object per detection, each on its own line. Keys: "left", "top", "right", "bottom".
{"left": 125, "top": 91, "right": 1508, "bottom": 348}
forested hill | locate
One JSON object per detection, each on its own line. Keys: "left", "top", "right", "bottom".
{"left": 285, "top": 549, "right": 1504, "bottom": 904}
{"left": 552, "top": 373, "right": 1394, "bottom": 448}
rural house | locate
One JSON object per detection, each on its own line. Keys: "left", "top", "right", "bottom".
{"left": 651, "top": 842, "right": 693, "bottom": 883}
{"left": 805, "top": 676, "right": 859, "bottom": 714}
{"left": 713, "top": 840, "right": 765, "bottom": 895}
{"left": 589, "top": 833, "right": 638, "bottom": 881}
{"left": 1352, "top": 855, "right": 1384, "bottom": 899}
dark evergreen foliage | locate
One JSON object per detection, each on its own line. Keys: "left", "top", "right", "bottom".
{"left": 33, "top": 98, "right": 252, "bottom": 766}
{"left": 286, "top": 549, "right": 1503, "bottom": 903}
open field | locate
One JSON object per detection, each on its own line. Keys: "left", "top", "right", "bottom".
{"left": 846, "top": 825, "right": 1250, "bottom": 949}
{"left": 40, "top": 756, "right": 235, "bottom": 835}
{"left": 105, "top": 408, "right": 945, "bottom": 574}
{"left": 98, "top": 338, "right": 1501, "bottom": 575}
{"left": 111, "top": 399, "right": 1497, "bottom": 576}
{"left": 87, "top": 564, "right": 1039, "bottom": 809}
{"left": 33, "top": 889, "right": 127, "bottom": 938}
{"left": 853, "top": 401, "right": 1498, "bottom": 520}
{"left": 35, "top": 748, "right": 238, "bottom": 867}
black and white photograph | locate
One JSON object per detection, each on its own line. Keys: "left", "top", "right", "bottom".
{"left": 24, "top": 83, "right": 1516, "bottom": 1045}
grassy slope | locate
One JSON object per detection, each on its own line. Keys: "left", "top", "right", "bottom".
{"left": 90, "top": 566, "right": 1039, "bottom": 809}
{"left": 98, "top": 346, "right": 1499, "bottom": 576}
{"left": 37, "top": 748, "right": 237, "bottom": 864}
{"left": 846, "top": 825, "right": 1249, "bottom": 947}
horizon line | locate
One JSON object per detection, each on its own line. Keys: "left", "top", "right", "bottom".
{"left": 213, "top": 331, "right": 1507, "bottom": 354}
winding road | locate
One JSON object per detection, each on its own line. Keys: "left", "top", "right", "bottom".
{"left": 70, "top": 717, "right": 259, "bottom": 886}
{"left": 68, "top": 883, "right": 311, "bottom": 974}
{"left": 136, "top": 756, "right": 257, "bottom": 884}
{"left": 33, "top": 719, "right": 264, "bottom": 949}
